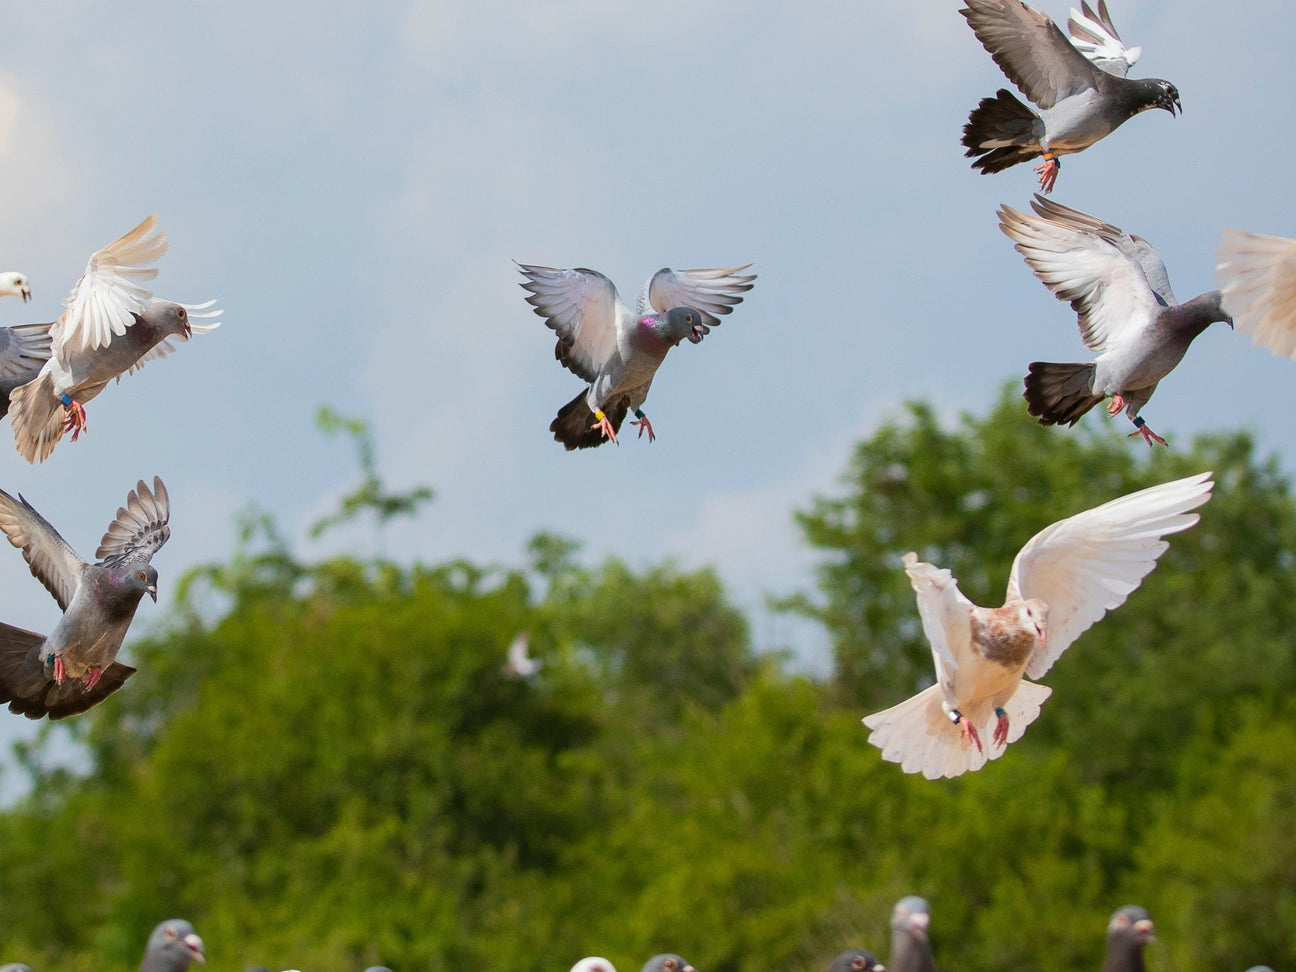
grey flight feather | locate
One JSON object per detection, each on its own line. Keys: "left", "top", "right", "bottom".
{"left": 0, "top": 477, "right": 171, "bottom": 720}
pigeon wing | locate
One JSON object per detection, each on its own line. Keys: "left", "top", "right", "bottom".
{"left": 0, "top": 488, "right": 86, "bottom": 612}
{"left": 643, "top": 265, "right": 756, "bottom": 340}
{"left": 518, "top": 264, "right": 623, "bottom": 382}
{"left": 95, "top": 476, "right": 171, "bottom": 567}
{"left": 0, "top": 322, "right": 52, "bottom": 380}
{"left": 999, "top": 197, "right": 1161, "bottom": 353}
{"left": 902, "top": 552, "right": 975, "bottom": 701}
{"left": 962, "top": 0, "right": 1102, "bottom": 109}
{"left": 58, "top": 215, "right": 168, "bottom": 355}
{"left": 1217, "top": 229, "right": 1296, "bottom": 360}
{"left": 1008, "top": 471, "right": 1213, "bottom": 679}
{"left": 1067, "top": 0, "right": 1141, "bottom": 76}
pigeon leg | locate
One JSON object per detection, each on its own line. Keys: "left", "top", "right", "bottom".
{"left": 590, "top": 408, "right": 619, "bottom": 445}
{"left": 1127, "top": 416, "right": 1166, "bottom": 447}
{"left": 83, "top": 667, "right": 103, "bottom": 691}
{"left": 52, "top": 656, "right": 66, "bottom": 686}
{"left": 950, "top": 709, "right": 984, "bottom": 755}
{"left": 1107, "top": 393, "right": 1125, "bottom": 417}
{"left": 1035, "top": 151, "right": 1061, "bottom": 193}
{"left": 60, "top": 395, "right": 88, "bottom": 441}
{"left": 992, "top": 706, "right": 1010, "bottom": 748}
{"left": 631, "top": 408, "right": 656, "bottom": 443}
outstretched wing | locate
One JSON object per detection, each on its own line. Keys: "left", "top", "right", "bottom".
{"left": 0, "top": 322, "right": 52, "bottom": 380}
{"left": 1217, "top": 228, "right": 1296, "bottom": 360}
{"left": 962, "top": 0, "right": 1101, "bottom": 109}
{"left": 902, "top": 552, "right": 975, "bottom": 702}
{"left": 518, "top": 264, "right": 623, "bottom": 382}
{"left": 1067, "top": 0, "right": 1141, "bottom": 77}
{"left": 95, "top": 476, "right": 171, "bottom": 567}
{"left": 59, "top": 215, "right": 169, "bottom": 354}
{"left": 0, "top": 488, "right": 86, "bottom": 611}
{"left": 1008, "top": 471, "right": 1213, "bottom": 679}
{"left": 642, "top": 265, "right": 756, "bottom": 341}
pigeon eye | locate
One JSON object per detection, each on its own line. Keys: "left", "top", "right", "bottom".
{"left": 665, "top": 962, "right": 677, "bottom": 971}
{"left": 138, "top": 571, "right": 146, "bottom": 581}
{"left": 165, "top": 927, "right": 178, "bottom": 940}
{"left": 853, "top": 959, "right": 867, "bottom": 970}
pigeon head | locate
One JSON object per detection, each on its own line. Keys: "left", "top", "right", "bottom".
{"left": 1108, "top": 905, "right": 1156, "bottom": 944}
{"left": 827, "top": 950, "right": 886, "bottom": 972}
{"left": 571, "top": 959, "right": 617, "bottom": 972}
{"left": 0, "top": 272, "right": 31, "bottom": 302}
{"left": 891, "top": 895, "right": 931, "bottom": 939}
{"left": 1150, "top": 80, "right": 1181, "bottom": 115}
{"left": 642, "top": 955, "right": 695, "bottom": 972}
{"left": 137, "top": 301, "right": 192, "bottom": 340}
{"left": 113, "top": 562, "right": 160, "bottom": 603}
{"left": 142, "top": 919, "right": 206, "bottom": 971}
{"left": 657, "top": 306, "right": 707, "bottom": 347}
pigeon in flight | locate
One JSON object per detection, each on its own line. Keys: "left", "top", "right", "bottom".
{"left": 140, "top": 919, "right": 206, "bottom": 972}
{"left": 7, "top": 215, "right": 220, "bottom": 463}
{"left": 0, "top": 476, "right": 171, "bottom": 720}
{"left": 1216, "top": 228, "right": 1296, "bottom": 361}
{"left": 961, "top": 0, "right": 1180, "bottom": 192}
{"left": 889, "top": 897, "right": 935, "bottom": 972}
{"left": 1000, "top": 195, "right": 1231, "bottom": 445}
{"left": 827, "top": 951, "right": 886, "bottom": 972}
{"left": 502, "top": 631, "right": 542, "bottom": 679}
{"left": 1102, "top": 906, "right": 1155, "bottom": 972}
{"left": 0, "top": 271, "right": 31, "bottom": 302}
{"left": 863, "top": 472, "right": 1212, "bottom": 779}
{"left": 0, "top": 322, "right": 53, "bottom": 416}
{"left": 519, "top": 263, "right": 755, "bottom": 449}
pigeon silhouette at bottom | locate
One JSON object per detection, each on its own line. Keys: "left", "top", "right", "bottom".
{"left": 0, "top": 476, "right": 170, "bottom": 719}
{"left": 864, "top": 473, "right": 1212, "bottom": 778}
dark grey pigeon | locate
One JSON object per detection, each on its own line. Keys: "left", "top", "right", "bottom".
{"left": 999, "top": 195, "right": 1231, "bottom": 445}
{"left": 0, "top": 476, "right": 170, "bottom": 719}
{"left": 642, "top": 956, "right": 696, "bottom": 972}
{"left": 828, "top": 950, "right": 886, "bottom": 972}
{"left": 140, "top": 919, "right": 206, "bottom": 972}
{"left": 1102, "top": 906, "right": 1154, "bottom": 972}
{"left": 889, "top": 896, "right": 935, "bottom": 972}
{"left": 6, "top": 215, "right": 219, "bottom": 464}
{"left": 961, "top": 0, "right": 1180, "bottom": 192}
{"left": 519, "top": 263, "right": 755, "bottom": 450}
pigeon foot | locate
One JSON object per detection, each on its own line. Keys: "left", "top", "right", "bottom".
{"left": 1107, "top": 394, "right": 1125, "bottom": 417}
{"left": 1128, "top": 417, "right": 1166, "bottom": 447}
{"left": 1035, "top": 152, "right": 1060, "bottom": 193}
{"left": 61, "top": 397, "right": 88, "bottom": 441}
{"left": 952, "top": 710, "right": 984, "bottom": 754}
{"left": 632, "top": 409, "right": 655, "bottom": 443}
{"left": 992, "top": 707, "right": 1010, "bottom": 748}
{"left": 84, "top": 666, "right": 103, "bottom": 691}
{"left": 52, "top": 656, "right": 66, "bottom": 686}
{"left": 590, "top": 409, "right": 619, "bottom": 445}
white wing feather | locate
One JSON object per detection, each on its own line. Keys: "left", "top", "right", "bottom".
{"left": 1067, "top": 0, "right": 1141, "bottom": 77}
{"left": 1216, "top": 229, "right": 1296, "bottom": 361}
{"left": 59, "top": 215, "right": 168, "bottom": 354}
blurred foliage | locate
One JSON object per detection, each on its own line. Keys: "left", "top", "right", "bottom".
{"left": 1, "top": 387, "right": 1294, "bottom": 972}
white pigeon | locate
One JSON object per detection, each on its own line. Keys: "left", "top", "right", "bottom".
{"left": 7, "top": 215, "right": 220, "bottom": 463}
{"left": 519, "top": 263, "right": 755, "bottom": 449}
{"left": 864, "top": 472, "right": 1214, "bottom": 779}
{"left": 571, "top": 959, "right": 618, "bottom": 972}
{"left": 503, "top": 631, "right": 542, "bottom": 679}
{"left": 0, "top": 271, "right": 31, "bottom": 302}
{"left": 1216, "top": 228, "right": 1296, "bottom": 361}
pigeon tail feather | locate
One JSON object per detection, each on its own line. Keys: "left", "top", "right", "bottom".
{"left": 8, "top": 370, "right": 67, "bottom": 464}
{"left": 0, "top": 621, "right": 135, "bottom": 720}
{"left": 963, "top": 89, "right": 1042, "bottom": 173}
{"left": 864, "top": 680, "right": 1052, "bottom": 779}
{"left": 550, "top": 389, "right": 628, "bottom": 451}
{"left": 1024, "top": 361, "right": 1104, "bottom": 426}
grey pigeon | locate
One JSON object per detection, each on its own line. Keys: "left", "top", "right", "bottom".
{"left": 0, "top": 476, "right": 170, "bottom": 720}
{"left": 864, "top": 473, "right": 1212, "bottom": 778}
{"left": 889, "top": 896, "right": 935, "bottom": 972}
{"left": 1216, "top": 228, "right": 1296, "bottom": 360}
{"left": 7, "top": 215, "right": 219, "bottom": 464}
{"left": 642, "top": 957, "right": 695, "bottom": 972}
{"left": 828, "top": 951, "right": 886, "bottom": 972}
{"left": 0, "top": 271, "right": 31, "bottom": 302}
{"left": 140, "top": 919, "right": 206, "bottom": 972}
{"left": 1000, "top": 195, "right": 1231, "bottom": 446}
{"left": 961, "top": 0, "right": 1180, "bottom": 192}
{"left": 519, "top": 263, "right": 755, "bottom": 449}
{"left": 1102, "top": 906, "right": 1154, "bottom": 972}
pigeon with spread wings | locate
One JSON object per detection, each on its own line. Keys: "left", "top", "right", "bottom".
{"left": 7, "top": 215, "right": 220, "bottom": 463}
{"left": 0, "top": 476, "right": 170, "bottom": 720}
{"left": 864, "top": 472, "right": 1212, "bottom": 779}
{"left": 961, "top": 0, "right": 1179, "bottom": 192}
{"left": 1001, "top": 195, "right": 1231, "bottom": 446}
{"left": 519, "top": 263, "right": 755, "bottom": 449}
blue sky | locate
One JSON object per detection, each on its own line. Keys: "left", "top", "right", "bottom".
{"left": 0, "top": 0, "right": 1291, "bottom": 791}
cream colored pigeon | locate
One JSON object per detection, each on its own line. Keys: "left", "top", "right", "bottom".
{"left": 1216, "top": 228, "right": 1296, "bottom": 361}
{"left": 0, "top": 271, "right": 31, "bottom": 302}
{"left": 864, "top": 472, "right": 1213, "bottom": 779}
{"left": 519, "top": 263, "right": 755, "bottom": 449}
{"left": 7, "top": 215, "right": 219, "bottom": 463}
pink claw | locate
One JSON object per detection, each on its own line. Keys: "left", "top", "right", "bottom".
{"left": 591, "top": 412, "right": 619, "bottom": 444}
{"left": 63, "top": 399, "right": 88, "bottom": 441}
{"left": 84, "top": 667, "right": 102, "bottom": 691}
{"left": 1128, "top": 421, "right": 1166, "bottom": 447}
{"left": 52, "top": 656, "right": 66, "bottom": 686}
{"left": 993, "top": 709, "right": 1010, "bottom": 748}
{"left": 958, "top": 717, "right": 984, "bottom": 755}
{"left": 1107, "top": 394, "right": 1125, "bottom": 417}
{"left": 632, "top": 415, "right": 656, "bottom": 443}
{"left": 1035, "top": 153, "right": 1060, "bottom": 193}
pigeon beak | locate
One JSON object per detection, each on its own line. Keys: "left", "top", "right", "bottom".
{"left": 910, "top": 913, "right": 930, "bottom": 937}
{"left": 20, "top": 286, "right": 30, "bottom": 302}
{"left": 183, "top": 933, "right": 206, "bottom": 963}
{"left": 147, "top": 584, "right": 158, "bottom": 603}
{"left": 1134, "top": 919, "right": 1156, "bottom": 942}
